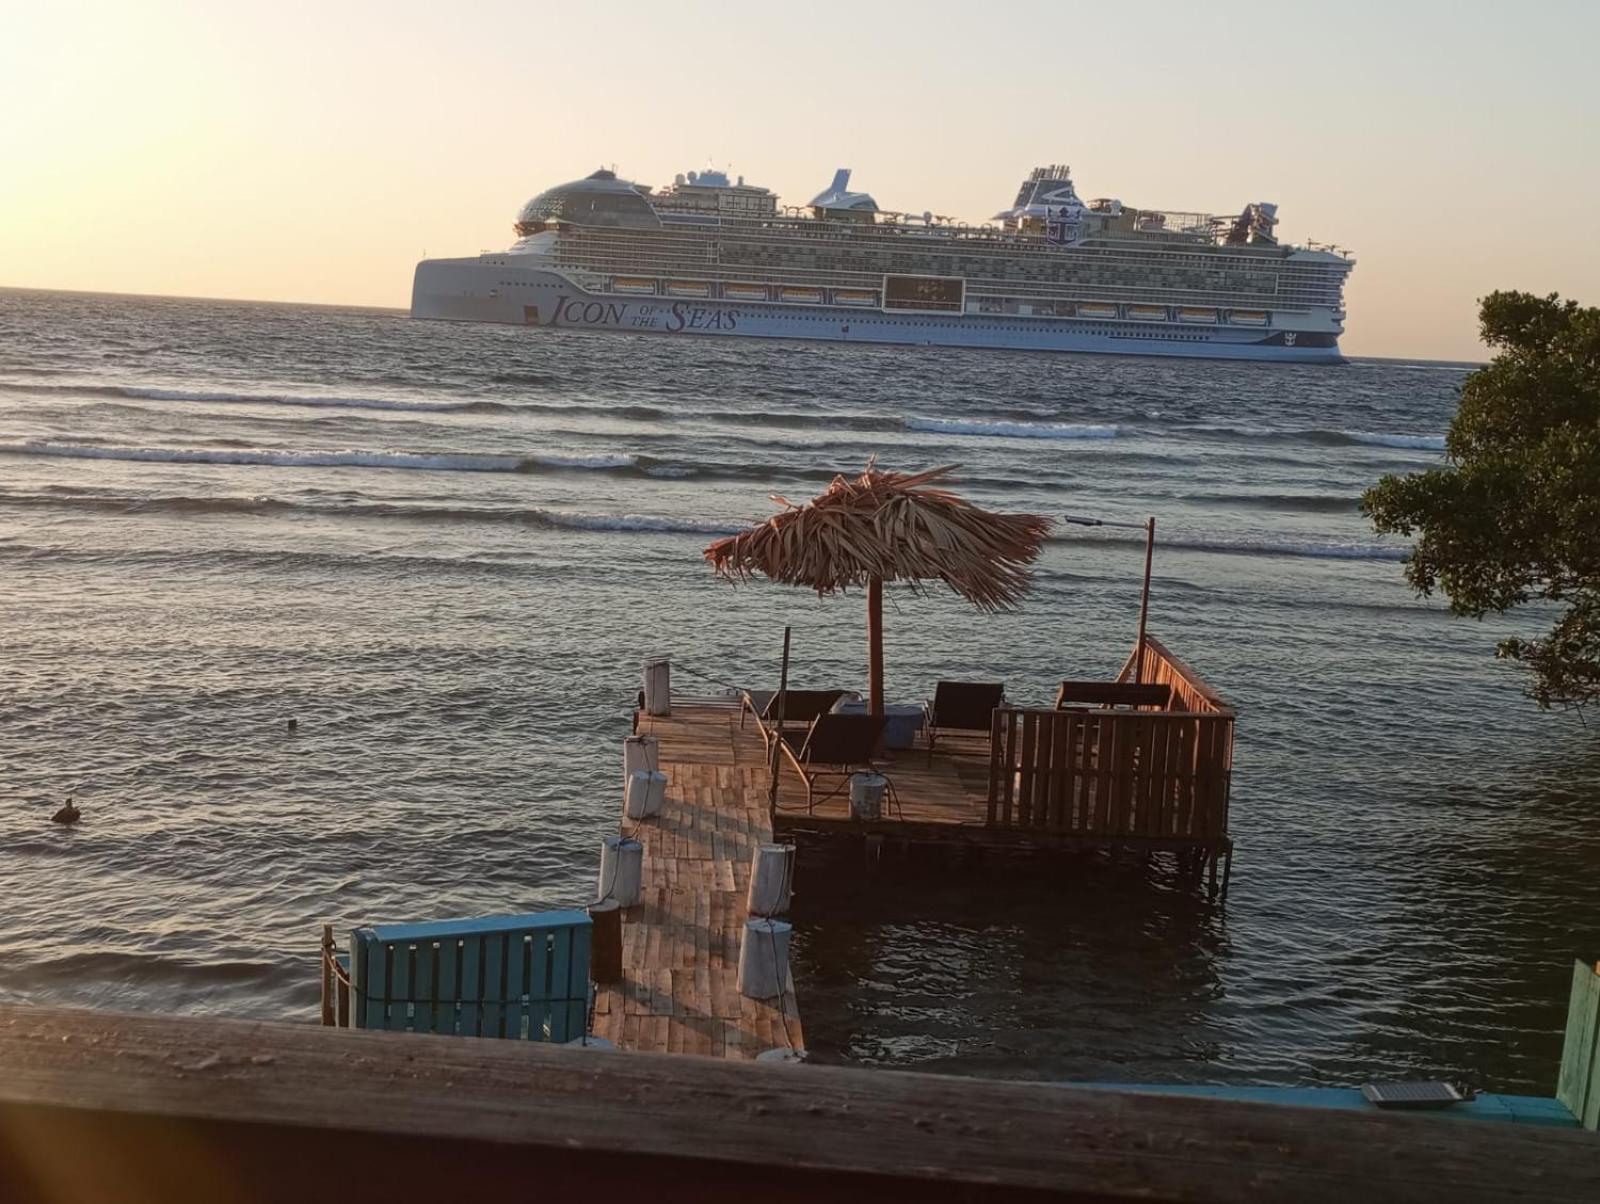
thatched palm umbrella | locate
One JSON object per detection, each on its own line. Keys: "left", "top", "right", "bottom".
{"left": 704, "top": 463, "right": 1052, "bottom": 714}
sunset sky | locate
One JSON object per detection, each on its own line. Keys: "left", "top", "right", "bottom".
{"left": 4, "top": 0, "right": 1597, "bottom": 360}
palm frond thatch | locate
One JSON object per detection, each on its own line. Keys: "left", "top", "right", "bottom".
{"left": 703, "top": 463, "right": 1052, "bottom": 610}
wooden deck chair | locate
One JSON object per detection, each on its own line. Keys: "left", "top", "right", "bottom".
{"left": 779, "top": 712, "right": 888, "bottom": 812}
{"left": 923, "top": 681, "right": 1005, "bottom": 763}
{"left": 742, "top": 688, "right": 855, "bottom": 749}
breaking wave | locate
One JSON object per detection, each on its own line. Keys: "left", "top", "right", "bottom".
{"left": 1059, "top": 530, "right": 1409, "bottom": 562}
{"left": 0, "top": 488, "right": 736, "bottom": 536}
{"left": 905, "top": 416, "right": 1119, "bottom": 440}
{"left": 0, "top": 441, "right": 634, "bottom": 474}
{"left": 1340, "top": 430, "right": 1447, "bottom": 451}
{"left": 1185, "top": 423, "right": 1446, "bottom": 451}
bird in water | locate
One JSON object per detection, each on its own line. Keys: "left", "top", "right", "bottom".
{"left": 51, "top": 798, "right": 81, "bottom": 825}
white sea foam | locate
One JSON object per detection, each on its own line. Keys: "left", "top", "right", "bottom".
{"left": 541, "top": 512, "right": 737, "bottom": 535}
{"left": 905, "top": 416, "right": 1118, "bottom": 440}
{"left": 1189, "top": 423, "right": 1277, "bottom": 438}
{"left": 0, "top": 442, "right": 635, "bottom": 474}
{"left": 527, "top": 453, "right": 637, "bottom": 470}
{"left": 118, "top": 385, "right": 465, "bottom": 412}
{"left": 1341, "top": 430, "right": 1447, "bottom": 451}
{"left": 1169, "top": 536, "right": 1409, "bottom": 561}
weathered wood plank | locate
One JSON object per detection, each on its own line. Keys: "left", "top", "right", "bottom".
{"left": 1558, "top": 959, "right": 1600, "bottom": 1128}
{"left": 2, "top": 1003, "right": 1596, "bottom": 1204}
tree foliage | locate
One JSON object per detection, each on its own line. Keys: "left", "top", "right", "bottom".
{"left": 1362, "top": 291, "right": 1600, "bottom": 709}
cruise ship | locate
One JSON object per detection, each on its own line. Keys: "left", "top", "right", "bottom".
{"left": 412, "top": 164, "right": 1354, "bottom": 363}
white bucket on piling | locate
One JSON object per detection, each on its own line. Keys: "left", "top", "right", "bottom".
{"left": 850, "top": 772, "right": 887, "bottom": 821}
{"left": 747, "top": 843, "right": 795, "bottom": 918}
{"left": 737, "top": 917, "right": 792, "bottom": 1000}
{"left": 625, "top": 769, "right": 667, "bottom": 820}
{"left": 643, "top": 658, "right": 671, "bottom": 716}
{"left": 623, "top": 733, "right": 659, "bottom": 786}
{"left": 598, "top": 835, "right": 644, "bottom": 907}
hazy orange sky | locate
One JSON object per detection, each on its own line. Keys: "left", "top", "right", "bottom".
{"left": 4, "top": 0, "right": 1597, "bottom": 360}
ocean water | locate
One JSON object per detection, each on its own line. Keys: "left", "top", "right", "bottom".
{"left": 2, "top": 287, "right": 1597, "bottom": 1092}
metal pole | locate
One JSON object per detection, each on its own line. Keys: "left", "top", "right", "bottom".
{"left": 1134, "top": 517, "right": 1155, "bottom": 684}
{"left": 767, "top": 626, "right": 792, "bottom": 816}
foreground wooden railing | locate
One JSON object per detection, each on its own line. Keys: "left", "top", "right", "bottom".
{"left": 1, "top": 1003, "right": 1596, "bottom": 1202}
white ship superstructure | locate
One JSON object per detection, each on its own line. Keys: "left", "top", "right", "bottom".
{"left": 412, "top": 164, "right": 1354, "bottom": 363}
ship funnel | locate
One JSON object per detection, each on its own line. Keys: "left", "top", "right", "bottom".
{"left": 809, "top": 168, "right": 877, "bottom": 213}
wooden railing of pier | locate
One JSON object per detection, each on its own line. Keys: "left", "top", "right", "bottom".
{"left": 2, "top": 1003, "right": 1596, "bottom": 1203}
{"left": 1119, "top": 633, "right": 1233, "bottom": 715}
{"left": 987, "top": 636, "right": 1234, "bottom": 871}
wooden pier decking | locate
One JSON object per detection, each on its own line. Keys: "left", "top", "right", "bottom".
{"left": 590, "top": 700, "right": 804, "bottom": 1058}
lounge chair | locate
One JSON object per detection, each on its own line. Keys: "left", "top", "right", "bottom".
{"left": 741, "top": 688, "right": 856, "bottom": 748}
{"left": 1054, "top": 681, "right": 1172, "bottom": 710}
{"left": 779, "top": 712, "right": 889, "bottom": 812}
{"left": 923, "top": 681, "right": 1006, "bottom": 762}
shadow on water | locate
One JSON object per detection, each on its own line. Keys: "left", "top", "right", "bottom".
{"left": 788, "top": 841, "right": 1230, "bottom": 1082}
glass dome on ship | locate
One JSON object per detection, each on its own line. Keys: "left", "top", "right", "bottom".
{"left": 413, "top": 162, "right": 1353, "bottom": 363}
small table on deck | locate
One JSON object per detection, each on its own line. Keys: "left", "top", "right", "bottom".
{"left": 832, "top": 700, "right": 925, "bottom": 750}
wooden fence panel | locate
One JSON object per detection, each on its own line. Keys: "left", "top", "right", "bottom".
{"left": 987, "top": 708, "right": 1233, "bottom": 846}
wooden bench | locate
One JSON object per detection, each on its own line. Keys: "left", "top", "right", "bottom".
{"left": 1054, "top": 681, "right": 1173, "bottom": 710}
{"left": 334, "top": 910, "right": 593, "bottom": 1042}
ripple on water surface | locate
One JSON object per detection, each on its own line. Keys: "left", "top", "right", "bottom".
{"left": 2, "top": 289, "right": 1597, "bottom": 1094}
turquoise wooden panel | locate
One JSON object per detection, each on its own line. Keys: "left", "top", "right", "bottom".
{"left": 389, "top": 940, "right": 411, "bottom": 1033}
{"left": 526, "top": 930, "right": 553, "bottom": 1040}
{"left": 368, "top": 909, "right": 592, "bottom": 944}
{"left": 436, "top": 937, "right": 459, "bottom": 1036}
{"left": 459, "top": 935, "right": 482, "bottom": 1037}
{"left": 412, "top": 940, "right": 436, "bottom": 1034}
{"left": 1080, "top": 1084, "right": 1579, "bottom": 1126}
{"left": 1557, "top": 959, "right": 1600, "bottom": 1127}
{"left": 347, "top": 912, "right": 591, "bottom": 1041}
{"left": 503, "top": 931, "right": 527, "bottom": 1041}
{"left": 481, "top": 931, "right": 506, "bottom": 1039}
{"left": 547, "top": 926, "right": 575, "bottom": 1043}
{"left": 359, "top": 930, "right": 388, "bottom": 1031}
{"left": 563, "top": 920, "right": 592, "bottom": 1042}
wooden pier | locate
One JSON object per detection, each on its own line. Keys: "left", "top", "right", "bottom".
{"left": 591, "top": 635, "right": 1232, "bottom": 1058}
{"left": 321, "top": 635, "right": 1231, "bottom": 1058}
{"left": 590, "top": 700, "right": 804, "bottom": 1058}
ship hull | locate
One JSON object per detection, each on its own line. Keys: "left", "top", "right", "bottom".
{"left": 412, "top": 261, "right": 1345, "bottom": 364}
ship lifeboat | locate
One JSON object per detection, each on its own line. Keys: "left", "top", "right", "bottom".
{"left": 1078, "top": 302, "right": 1118, "bottom": 320}
{"left": 832, "top": 288, "right": 878, "bottom": 307}
{"left": 612, "top": 277, "right": 657, "bottom": 295}
{"left": 723, "top": 282, "right": 769, "bottom": 301}
{"left": 1229, "top": 309, "right": 1269, "bottom": 326}
{"left": 779, "top": 286, "right": 823, "bottom": 304}
{"left": 1129, "top": 304, "right": 1168, "bottom": 321}
{"left": 1177, "top": 307, "right": 1219, "bottom": 324}
{"left": 666, "top": 280, "right": 712, "bottom": 298}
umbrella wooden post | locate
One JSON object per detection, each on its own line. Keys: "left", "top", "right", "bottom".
{"left": 1134, "top": 517, "right": 1155, "bottom": 684}
{"left": 867, "top": 577, "right": 885, "bottom": 716}
{"left": 767, "top": 626, "right": 792, "bottom": 817}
